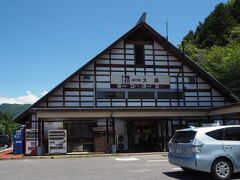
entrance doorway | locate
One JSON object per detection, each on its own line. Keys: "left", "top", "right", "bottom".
{"left": 128, "top": 120, "right": 159, "bottom": 152}
{"left": 63, "top": 120, "right": 96, "bottom": 152}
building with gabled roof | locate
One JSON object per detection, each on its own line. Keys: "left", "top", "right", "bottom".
{"left": 15, "top": 14, "right": 239, "bottom": 153}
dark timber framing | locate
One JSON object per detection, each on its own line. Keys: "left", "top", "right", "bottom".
{"left": 15, "top": 21, "right": 238, "bottom": 124}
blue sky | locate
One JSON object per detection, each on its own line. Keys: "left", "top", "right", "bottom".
{"left": 0, "top": 0, "right": 228, "bottom": 104}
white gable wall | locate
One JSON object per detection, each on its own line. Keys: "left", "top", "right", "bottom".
{"left": 37, "top": 40, "right": 228, "bottom": 108}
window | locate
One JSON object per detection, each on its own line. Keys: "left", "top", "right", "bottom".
{"left": 97, "top": 91, "right": 125, "bottom": 99}
{"left": 83, "top": 75, "right": 91, "bottom": 81}
{"left": 171, "top": 131, "right": 197, "bottom": 143}
{"left": 128, "top": 92, "right": 154, "bottom": 99}
{"left": 224, "top": 127, "right": 240, "bottom": 141}
{"left": 206, "top": 129, "right": 223, "bottom": 140}
{"left": 158, "top": 92, "right": 184, "bottom": 99}
{"left": 135, "top": 45, "right": 144, "bottom": 65}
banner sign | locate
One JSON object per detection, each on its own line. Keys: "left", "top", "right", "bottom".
{"left": 110, "top": 74, "right": 170, "bottom": 89}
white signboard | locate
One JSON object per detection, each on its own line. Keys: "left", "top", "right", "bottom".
{"left": 111, "top": 74, "right": 170, "bottom": 89}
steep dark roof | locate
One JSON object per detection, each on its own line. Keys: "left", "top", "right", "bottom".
{"left": 15, "top": 21, "right": 239, "bottom": 123}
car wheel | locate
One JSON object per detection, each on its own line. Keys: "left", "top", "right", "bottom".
{"left": 211, "top": 158, "right": 233, "bottom": 180}
{"left": 3, "top": 144, "right": 8, "bottom": 149}
{"left": 181, "top": 167, "right": 193, "bottom": 172}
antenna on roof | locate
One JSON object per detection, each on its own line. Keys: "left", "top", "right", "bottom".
{"left": 166, "top": 17, "right": 169, "bottom": 40}
{"left": 136, "top": 12, "right": 147, "bottom": 25}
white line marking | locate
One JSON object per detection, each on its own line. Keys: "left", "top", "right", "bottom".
{"left": 128, "top": 169, "right": 152, "bottom": 173}
{"left": 172, "top": 167, "right": 182, "bottom": 170}
{"left": 146, "top": 159, "right": 168, "bottom": 163}
{"left": 115, "top": 157, "right": 139, "bottom": 161}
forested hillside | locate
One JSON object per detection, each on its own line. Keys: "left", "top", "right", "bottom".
{"left": 0, "top": 103, "right": 31, "bottom": 118}
{"left": 0, "top": 104, "right": 30, "bottom": 135}
{"left": 180, "top": 0, "right": 240, "bottom": 97}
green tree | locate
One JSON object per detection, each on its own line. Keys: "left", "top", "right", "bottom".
{"left": 0, "top": 111, "right": 20, "bottom": 136}
{"left": 203, "top": 43, "right": 240, "bottom": 96}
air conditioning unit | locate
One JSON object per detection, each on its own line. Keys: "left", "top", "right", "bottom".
{"left": 116, "top": 134, "right": 128, "bottom": 151}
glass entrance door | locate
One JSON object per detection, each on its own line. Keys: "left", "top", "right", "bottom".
{"left": 128, "top": 120, "right": 158, "bottom": 152}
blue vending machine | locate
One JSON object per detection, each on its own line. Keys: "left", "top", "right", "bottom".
{"left": 13, "top": 129, "right": 25, "bottom": 154}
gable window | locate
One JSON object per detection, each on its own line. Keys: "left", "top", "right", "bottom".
{"left": 135, "top": 45, "right": 144, "bottom": 65}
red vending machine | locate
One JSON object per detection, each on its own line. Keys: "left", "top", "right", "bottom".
{"left": 25, "top": 129, "right": 38, "bottom": 155}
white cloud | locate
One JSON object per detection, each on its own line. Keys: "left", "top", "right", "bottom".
{"left": 0, "top": 90, "right": 48, "bottom": 105}
{"left": 40, "top": 90, "right": 48, "bottom": 96}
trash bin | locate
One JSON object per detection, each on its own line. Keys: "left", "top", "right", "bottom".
{"left": 37, "top": 145, "right": 45, "bottom": 156}
{"left": 111, "top": 145, "right": 116, "bottom": 153}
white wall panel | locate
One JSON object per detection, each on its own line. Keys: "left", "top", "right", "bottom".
{"left": 81, "top": 82, "right": 94, "bottom": 88}
{"left": 101, "top": 54, "right": 110, "bottom": 59}
{"left": 65, "top": 82, "right": 79, "bottom": 88}
{"left": 112, "top": 102, "right": 126, "bottom": 107}
{"left": 186, "top": 102, "right": 198, "bottom": 106}
{"left": 96, "top": 71, "right": 110, "bottom": 75}
{"left": 157, "top": 102, "right": 171, "bottom": 106}
{"left": 145, "top": 55, "right": 153, "bottom": 60}
{"left": 48, "top": 102, "right": 63, "bottom": 107}
{"left": 96, "top": 83, "right": 110, "bottom": 88}
{"left": 96, "top": 67, "right": 110, "bottom": 71}
{"left": 81, "top": 91, "right": 94, "bottom": 96}
{"left": 128, "top": 102, "right": 141, "bottom": 106}
{"left": 126, "top": 49, "right": 134, "bottom": 54}
{"left": 199, "top": 102, "right": 211, "bottom": 106}
{"left": 96, "top": 59, "right": 110, "bottom": 64}
{"left": 126, "top": 60, "right": 134, "bottom": 65}
{"left": 155, "top": 61, "right": 168, "bottom": 66}
{"left": 144, "top": 61, "right": 154, "bottom": 65}
{"left": 142, "top": 102, "right": 155, "bottom": 106}
{"left": 125, "top": 44, "right": 134, "bottom": 48}
{"left": 126, "top": 55, "right": 134, "bottom": 59}
{"left": 213, "top": 97, "right": 225, "bottom": 101}
{"left": 185, "top": 97, "right": 198, "bottom": 101}
{"left": 213, "top": 102, "right": 225, "bottom": 106}
{"left": 144, "top": 45, "right": 153, "bottom": 49}
{"left": 145, "top": 50, "right": 153, "bottom": 54}
{"left": 154, "top": 42, "right": 163, "bottom": 49}
{"left": 96, "top": 76, "right": 110, "bottom": 81}
{"left": 53, "top": 88, "right": 63, "bottom": 95}
{"left": 111, "top": 48, "right": 124, "bottom": 54}
{"left": 199, "top": 97, "right": 211, "bottom": 101}
{"left": 115, "top": 41, "right": 124, "bottom": 48}
{"left": 65, "top": 91, "right": 79, "bottom": 96}
{"left": 97, "top": 102, "right": 111, "bottom": 107}
{"left": 185, "top": 92, "right": 198, "bottom": 96}
{"left": 155, "top": 56, "right": 168, "bottom": 61}
{"left": 111, "top": 60, "right": 125, "bottom": 64}
{"left": 70, "top": 76, "right": 79, "bottom": 81}
{"left": 81, "top": 102, "right": 94, "bottom": 107}
{"left": 65, "top": 96, "right": 79, "bottom": 101}
{"left": 199, "top": 92, "right": 211, "bottom": 96}
{"left": 212, "top": 89, "right": 221, "bottom": 96}
{"left": 48, "top": 96, "right": 63, "bottom": 101}
{"left": 111, "top": 54, "right": 124, "bottom": 59}
{"left": 65, "top": 102, "right": 79, "bottom": 107}
{"left": 198, "top": 84, "right": 210, "bottom": 89}
{"left": 154, "top": 51, "right": 167, "bottom": 55}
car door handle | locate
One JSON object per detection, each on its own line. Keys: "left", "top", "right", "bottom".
{"left": 224, "top": 145, "right": 233, "bottom": 150}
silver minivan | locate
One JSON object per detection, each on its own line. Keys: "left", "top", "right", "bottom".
{"left": 168, "top": 125, "right": 240, "bottom": 180}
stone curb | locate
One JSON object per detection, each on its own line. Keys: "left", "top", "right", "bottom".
{"left": 0, "top": 152, "right": 168, "bottom": 161}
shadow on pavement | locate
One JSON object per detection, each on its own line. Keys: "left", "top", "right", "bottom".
{"left": 163, "top": 170, "right": 240, "bottom": 180}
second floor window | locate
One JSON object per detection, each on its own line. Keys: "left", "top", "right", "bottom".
{"left": 135, "top": 44, "right": 144, "bottom": 65}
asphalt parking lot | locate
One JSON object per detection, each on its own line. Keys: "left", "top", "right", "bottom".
{"left": 0, "top": 154, "right": 239, "bottom": 180}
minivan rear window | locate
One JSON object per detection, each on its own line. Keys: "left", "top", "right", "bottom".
{"left": 171, "top": 131, "right": 197, "bottom": 143}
